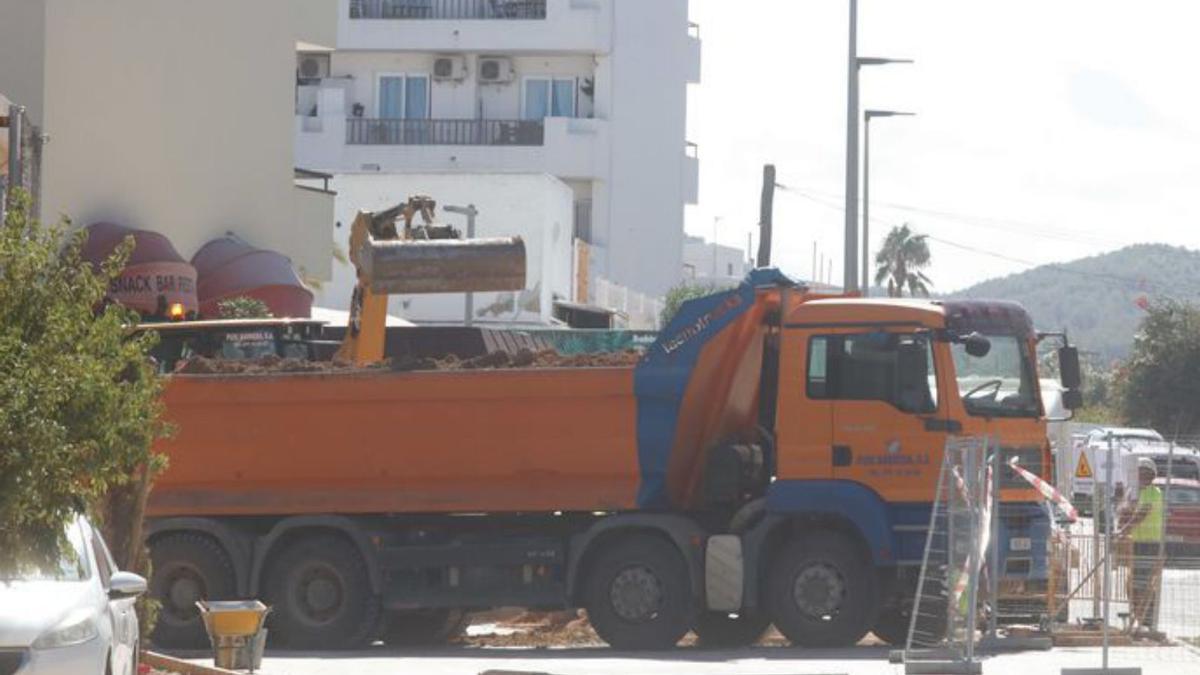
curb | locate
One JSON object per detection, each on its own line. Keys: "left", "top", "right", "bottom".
{"left": 142, "top": 651, "right": 239, "bottom": 675}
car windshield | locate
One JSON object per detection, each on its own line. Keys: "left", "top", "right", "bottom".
{"left": 951, "top": 334, "right": 1040, "bottom": 418}
{"left": 0, "top": 521, "right": 90, "bottom": 582}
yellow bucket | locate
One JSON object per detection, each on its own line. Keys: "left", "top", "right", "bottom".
{"left": 196, "top": 600, "right": 270, "bottom": 638}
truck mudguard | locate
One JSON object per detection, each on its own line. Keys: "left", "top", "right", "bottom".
{"left": 634, "top": 268, "right": 795, "bottom": 509}
{"left": 766, "top": 479, "right": 894, "bottom": 564}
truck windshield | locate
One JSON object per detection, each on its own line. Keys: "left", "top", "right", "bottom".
{"left": 951, "top": 334, "right": 1039, "bottom": 418}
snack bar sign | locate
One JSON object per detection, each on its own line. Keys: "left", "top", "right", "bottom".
{"left": 107, "top": 261, "right": 199, "bottom": 314}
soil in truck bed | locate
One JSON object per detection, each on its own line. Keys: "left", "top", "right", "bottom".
{"left": 172, "top": 348, "right": 643, "bottom": 375}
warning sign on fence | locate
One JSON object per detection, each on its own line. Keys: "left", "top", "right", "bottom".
{"left": 1076, "top": 453, "right": 1093, "bottom": 479}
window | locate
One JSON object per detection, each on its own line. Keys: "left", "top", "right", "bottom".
{"left": 807, "top": 332, "right": 938, "bottom": 413}
{"left": 377, "top": 74, "right": 430, "bottom": 118}
{"left": 522, "top": 77, "right": 576, "bottom": 120}
{"left": 951, "top": 334, "right": 1039, "bottom": 417}
{"left": 91, "top": 530, "right": 116, "bottom": 589}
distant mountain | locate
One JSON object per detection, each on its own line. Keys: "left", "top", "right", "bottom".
{"left": 948, "top": 244, "right": 1200, "bottom": 362}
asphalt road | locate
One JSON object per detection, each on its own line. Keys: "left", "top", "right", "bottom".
{"left": 184, "top": 644, "right": 1200, "bottom": 675}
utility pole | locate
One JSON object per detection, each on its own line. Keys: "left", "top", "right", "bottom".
{"left": 812, "top": 242, "right": 818, "bottom": 282}
{"left": 711, "top": 216, "right": 722, "bottom": 277}
{"left": 6, "top": 104, "right": 23, "bottom": 211}
{"left": 862, "top": 109, "right": 915, "bottom": 293}
{"left": 843, "top": 0, "right": 859, "bottom": 291}
{"left": 757, "top": 164, "right": 776, "bottom": 267}
{"left": 444, "top": 204, "right": 478, "bottom": 326}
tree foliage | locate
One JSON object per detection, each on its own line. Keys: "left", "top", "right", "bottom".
{"left": 661, "top": 282, "right": 720, "bottom": 327}
{"left": 874, "top": 224, "right": 932, "bottom": 297}
{"left": 217, "top": 295, "right": 273, "bottom": 319}
{"left": 0, "top": 191, "right": 169, "bottom": 575}
{"left": 1116, "top": 299, "right": 1200, "bottom": 436}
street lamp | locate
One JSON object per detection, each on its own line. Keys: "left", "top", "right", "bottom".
{"left": 862, "top": 109, "right": 915, "bottom": 293}
{"left": 842, "top": 0, "right": 912, "bottom": 291}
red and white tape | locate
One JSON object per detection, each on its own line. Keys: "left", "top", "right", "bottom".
{"left": 1009, "top": 458, "right": 1079, "bottom": 523}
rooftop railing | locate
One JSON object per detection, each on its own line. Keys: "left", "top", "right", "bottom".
{"left": 346, "top": 118, "right": 545, "bottom": 146}
{"left": 349, "top": 0, "right": 547, "bottom": 20}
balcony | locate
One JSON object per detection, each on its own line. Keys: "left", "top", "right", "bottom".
{"left": 349, "top": 0, "right": 546, "bottom": 20}
{"left": 346, "top": 118, "right": 544, "bottom": 146}
{"left": 337, "top": 0, "right": 609, "bottom": 53}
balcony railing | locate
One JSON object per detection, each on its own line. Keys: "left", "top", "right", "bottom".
{"left": 349, "top": 0, "right": 546, "bottom": 20}
{"left": 346, "top": 118, "right": 545, "bottom": 146}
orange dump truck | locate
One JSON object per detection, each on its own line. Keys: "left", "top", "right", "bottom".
{"left": 144, "top": 268, "right": 1084, "bottom": 652}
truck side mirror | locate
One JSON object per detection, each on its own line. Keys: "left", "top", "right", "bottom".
{"left": 1059, "top": 346, "right": 1082, "bottom": 390}
{"left": 963, "top": 332, "right": 991, "bottom": 358}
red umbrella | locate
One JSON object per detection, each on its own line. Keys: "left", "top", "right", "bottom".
{"left": 79, "top": 222, "right": 198, "bottom": 316}
{"left": 191, "top": 235, "right": 313, "bottom": 319}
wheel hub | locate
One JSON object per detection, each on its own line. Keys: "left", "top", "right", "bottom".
{"left": 295, "top": 565, "right": 344, "bottom": 624}
{"left": 609, "top": 565, "right": 664, "bottom": 622}
{"left": 164, "top": 567, "right": 205, "bottom": 622}
{"left": 792, "top": 562, "right": 845, "bottom": 620}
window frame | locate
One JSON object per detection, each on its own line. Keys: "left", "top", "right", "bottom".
{"left": 521, "top": 75, "right": 578, "bottom": 120}
{"left": 805, "top": 331, "right": 941, "bottom": 414}
{"left": 374, "top": 71, "right": 431, "bottom": 119}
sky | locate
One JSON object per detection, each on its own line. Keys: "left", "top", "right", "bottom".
{"left": 684, "top": 0, "right": 1200, "bottom": 292}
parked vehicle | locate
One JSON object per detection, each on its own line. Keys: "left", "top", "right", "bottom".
{"left": 0, "top": 516, "right": 147, "bottom": 675}
{"left": 1160, "top": 478, "right": 1200, "bottom": 563}
{"left": 141, "top": 202, "right": 1082, "bottom": 650}
{"left": 1068, "top": 427, "right": 1161, "bottom": 514}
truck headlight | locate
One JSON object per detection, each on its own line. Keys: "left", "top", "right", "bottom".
{"left": 33, "top": 610, "right": 98, "bottom": 650}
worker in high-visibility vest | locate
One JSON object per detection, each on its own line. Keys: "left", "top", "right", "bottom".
{"left": 1118, "top": 457, "right": 1164, "bottom": 632}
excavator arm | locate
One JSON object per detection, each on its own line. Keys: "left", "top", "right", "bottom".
{"left": 336, "top": 196, "right": 526, "bottom": 364}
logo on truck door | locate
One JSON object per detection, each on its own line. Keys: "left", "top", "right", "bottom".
{"left": 855, "top": 440, "right": 931, "bottom": 477}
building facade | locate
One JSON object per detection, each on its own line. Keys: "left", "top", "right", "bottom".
{"left": 0, "top": 0, "right": 339, "bottom": 286}
{"left": 295, "top": 0, "right": 700, "bottom": 302}
{"left": 682, "top": 235, "right": 753, "bottom": 288}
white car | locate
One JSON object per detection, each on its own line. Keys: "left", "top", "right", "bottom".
{"left": 0, "top": 515, "right": 146, "bottom": 675}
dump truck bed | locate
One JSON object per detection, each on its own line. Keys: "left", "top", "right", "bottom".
{"left": 148, "top": 367, "right": 640, "bottom": 516}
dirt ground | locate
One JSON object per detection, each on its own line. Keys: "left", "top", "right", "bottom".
{"left": 461, "top": 610, "right": 793, "bottom": 649}
{"left": 174, "top": 348, "right": 643, "bottom": 375}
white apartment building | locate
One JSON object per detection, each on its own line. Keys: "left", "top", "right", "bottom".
{"left": 295, "top": 0, "right": 700, "bottom": 310}
{"left": 682, "top": 235, "right": 753, "bottom": 288}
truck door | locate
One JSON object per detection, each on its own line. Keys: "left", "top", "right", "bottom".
{"left": 811, "top": 330, "right": 948, "bottom": 502}
{"left": 773, "top": 327, "right": 833, "bottom": 480}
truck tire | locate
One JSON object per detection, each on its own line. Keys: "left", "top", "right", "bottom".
{"left": 150, "top": 533, "right": 236, "bottom": 649}
{"left": 765, "top": 531, "right": 877, "bottom": 647}
{"left": 263, "top": 534, "right": 381, "bottom": 649}
{"left": 583, "top": 534, "right": 694, "bottom": 650}
{"left": 381, "top": 609, "right": 468, "bottom": 646}
{"left": 692, "top": 611, "right": 771, "bottom": 648}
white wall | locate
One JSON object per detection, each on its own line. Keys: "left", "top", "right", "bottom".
{"left": 315, "top": 173, "right": 573, "bottom": 325}
{"left": 682, "top": 236, "right": 751, "bottom": 284}
{"left": 0, "top": 0, "right": 337, "bottom": 280}
{"left": 593, "top": 0, "right": 696, "bottom": 298}
{"left": 0, "top": 2, "right": 46, "bottom": 123}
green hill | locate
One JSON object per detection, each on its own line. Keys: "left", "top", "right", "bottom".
{"left": 948, "top": 244, "right": 1200, "bottom": 362}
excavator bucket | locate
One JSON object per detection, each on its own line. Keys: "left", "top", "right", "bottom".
{"left": 357, "top": 236, "right": 526, "bottom": 295}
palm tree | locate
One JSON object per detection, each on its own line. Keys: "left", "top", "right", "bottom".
{"left": 874, "top": 224, "right": 933, "bottom": 297}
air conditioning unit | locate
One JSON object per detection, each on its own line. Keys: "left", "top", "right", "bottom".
{"left": 433, "top": 55, "right": 468, "bottom": 81}
{"left": 478, "top": 57, "right": 514, "bottom": 84}
{"left": 297, "top": 54, "right": 330, "bottom": 81}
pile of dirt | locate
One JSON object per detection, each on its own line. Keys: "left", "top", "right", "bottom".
{"left": 173, "top": 354, "right": 357, "bottom": 375}
{"left": 465, "top": 609, "right": 604, "bottom": 648}
{"left": 174, "top": 348, "right": 643, "bottom": 376}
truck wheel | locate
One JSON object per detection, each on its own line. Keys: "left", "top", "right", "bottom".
{"left": 150, "top": 533, "right": 236, "bottom": 649}
{"left": 264, "top": 534, "right": 381, "bottom": 649}
{"left": 692, "top": 611, "right": 771, "bottom": 648}
{"left": 766, "top": 532, "right": 877, "bottom": 647}
{"left": 381, "top": 609, "right": 468, "bottom": 646}
{"left": 583, "top": 534, "right": 694, "bottom": 650}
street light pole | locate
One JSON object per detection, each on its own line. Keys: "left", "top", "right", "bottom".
{"left": 862, "top": 109, "right": 915, "bottom": 293}
{"left": 843, "top": 0, "right": 859, "bottom": 292}
{"left": 842, "top": 0, "right": 911, "bottom": 292}
{"left": 444, "top": 204, "right": 478, "bottom": 325}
